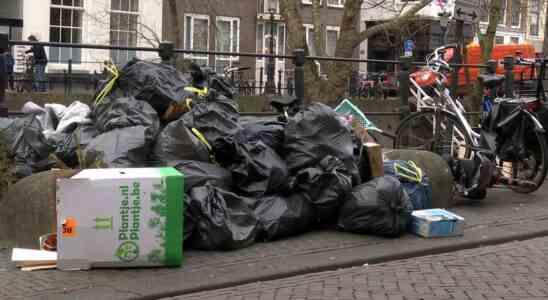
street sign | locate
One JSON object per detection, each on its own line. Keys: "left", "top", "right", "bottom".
{"left": 453, "top": 0, "right": 480, "bottom": 23}
{"left": 404, "top": 39, "right": 414, "bottom": 57}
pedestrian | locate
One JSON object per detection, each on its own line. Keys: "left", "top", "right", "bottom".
{"left": 5, "top": 48, "right": 14, "bottom": 91}
{"left": 25, "top": 35, "right": 48, "bottom": 92}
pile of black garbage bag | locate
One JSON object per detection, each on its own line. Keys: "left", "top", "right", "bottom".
{"left": 0, "top": 59, "right": 428, "bottom": 250}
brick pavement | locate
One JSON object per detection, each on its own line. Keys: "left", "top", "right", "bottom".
{"left": 173, "top": 236, "right": 548, "bottom": 300}
{"left": 1, "top": 186, "right": 548, "bottom": 299}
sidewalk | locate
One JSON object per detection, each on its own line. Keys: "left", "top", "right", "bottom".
{"left": 2, "top": 185, "right": 548, "bottom": 300}
{"left": 175, "top": 236, "right": 548, "bottom": 300}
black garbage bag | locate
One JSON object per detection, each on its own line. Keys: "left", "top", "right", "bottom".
{"left": 151, "top": 118, "right": 210, "bottom": 165}
{"left": 239, "top": 118, "right": 285, "bottom": 154}
{"left": 284, "top": 103, "right": 359, "bottom": 183}
{"left": 47, "top": 124, "right": 98, "bottom": 167}
{"left": 183, "top": 195, "right": 195, "bottom": 243}
{"left": 254, "top": 193, "right": 315, "bottom": 241}
{"left": 172, "top": 160, "right": 233, "bottom": 192}
{"left": 182, "top": 100, "right": 241, "bottom": 163}
{"left": 1, "top": 116, "right": 54, "bottom": 177}
{"left": 229, "top": 140, "right": 289, "bottom": 197}
{"left": 338, "top": 176, "right": 413, "bottom": 237}
{"left": 93, "top": 96, "right": 160, "bottom": 141}
{"left": 187, "top": 184, "right": 258, "bottom": 250}
{"left": 115, "top": 59, "right": 192, "bottom": 116}
{"left": 295, "top": 156, "right": 352, "bottom": 223}
{"left": 84, "top": 126, "right": 150, "bottom": 168}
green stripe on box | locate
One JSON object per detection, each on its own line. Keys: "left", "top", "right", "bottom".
{"left": 159, "top": 167, "right": 184, "bottom": 266}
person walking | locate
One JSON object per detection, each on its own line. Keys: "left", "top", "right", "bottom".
{"left": 25, "top": 35, "right": 48, "bottom": 92}
{"left": 5, "top": 48, "right": 14, "bottom": 91}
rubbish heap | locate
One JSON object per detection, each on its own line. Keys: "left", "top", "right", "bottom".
{"left": 1, "top": 59, "right": 435, "bottom": 251}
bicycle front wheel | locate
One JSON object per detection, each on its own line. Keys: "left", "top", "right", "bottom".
{"left": 506, "top": 129, "right": 548, "bottom": 194}
{"left": 394, "top": 109, "right": 473, "bottom": 160}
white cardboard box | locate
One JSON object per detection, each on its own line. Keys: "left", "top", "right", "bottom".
{"left": 409, "top": 209, "right": 465, "bottom": 238}
{"left": 56, "top": 168, "right": 183, "bottom": 270}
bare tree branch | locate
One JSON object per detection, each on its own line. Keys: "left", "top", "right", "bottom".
{"left": 353, "top": 0, "right": 433, "bottom": 48}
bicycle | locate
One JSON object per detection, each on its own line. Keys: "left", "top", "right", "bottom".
{"left": 394, "top": 44, "right": 548, "bottom": 197}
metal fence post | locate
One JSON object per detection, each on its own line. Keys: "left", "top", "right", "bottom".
{"left": 293, "top": 49, "right": 305, "bottom": 105}
{"left": 68, "top": 59, "right": 73, "bottom": 96}
{"left": 159, "top": 41, "right": 174, "bottom": 64}
{"left": 259, "top": 67, "right": 264, "bottom": 94}
{"left": 63, "top": 70, "right": 68, "bottom": 96}
{"left": 277, "top": 69, "right": 282, "bottom": 95}
{"left": 503, "top": 55, "right": 514, "bottom": 97}
{"left": 0, "top": 34, "right": 7, "bottom": 117}
{"left": 486, "top": 59, "right": 497, "bottom": 99}
{"left": 398, "top": 56, "right": 412, "bottom": 118}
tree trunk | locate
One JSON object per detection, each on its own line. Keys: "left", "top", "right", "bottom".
{"left": 472, "top": 0, "right": 503, "bottom": 114}
{"left": 282, "top": 0, "right": 433, "bottom": 104}
{"left": 166, "top": 0, "right": 182, "bottom": 48}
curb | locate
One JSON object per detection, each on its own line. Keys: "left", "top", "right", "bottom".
{"left": 138, "top": 229, "right": 548, "bottom": 299}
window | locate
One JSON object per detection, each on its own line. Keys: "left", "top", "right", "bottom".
{"left": 49, "top": 0, "right": 83, "bottom": 63}
{"left": 499, "top": 0, "right": 507, "bottom": 24}
{"left": 510, "top": 36, "right": 519, "bottom": 44}
{"left": 495, "top": 36, "right": 504, "bottom": 44}
{"left": 529, "top": 0, "right": 540, "bottom": 36}
{"left": 110, "top": 0, "right": 138, "bottom": 65}
{"left": 215, "top": 17, "right": 239, "bottom": 74}
{"left": 302, "top": 0, "right": 324, "bottom": 4}
{"left": 184, "top": 14, "right": 209, "bottom": 66}
{"left": 258, "top": 0, "right": 280, "bottom": 13}
{"left": 327, "top": 0, "right": 345, "bottom": 7}
{"left": 325, "top": 26, "right": 339, "bottom": 57}
{"left": 510, "top": 0, "right": 520, "bottom": 27}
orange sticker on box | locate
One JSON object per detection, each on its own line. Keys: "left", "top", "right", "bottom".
{"left": 62, "top": 218, "right": 77, "bottom": 237}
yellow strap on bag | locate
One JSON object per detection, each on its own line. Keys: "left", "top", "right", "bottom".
{"left": 394, "top": 160, "right": 423, "bottom": 183}
{"left": 94, "top": 62, "right": 120, "bottom": 105}
{"left": 191, "top": 128, "right": 216, "bottom": 163}
{"left": 184, "top": 86, "right": 208, "bottom": 97}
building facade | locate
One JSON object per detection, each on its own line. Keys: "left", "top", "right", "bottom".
{"left": 162, "top": 0, "right": 348, "bottom": 90}
{"left": 11, "top": 0, "right": 163, "bottom": 74}
{"left": 360, "top": 0, "right": 546, "bottom": 73}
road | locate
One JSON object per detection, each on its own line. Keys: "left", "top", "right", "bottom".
{"left": 173, "top": 236, "right": 548, "bottom": 300}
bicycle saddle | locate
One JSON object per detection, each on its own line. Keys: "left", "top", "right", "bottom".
{"left": 478, "top": 74, "right": 505, "bottom": 89}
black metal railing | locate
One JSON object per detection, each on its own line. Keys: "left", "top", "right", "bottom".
{"left": 2, "top": 40, "right": 548, "bottom": 119}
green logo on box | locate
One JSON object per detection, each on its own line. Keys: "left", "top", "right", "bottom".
{"left": 116, "top": 241, "right": 139, "bottom": 262}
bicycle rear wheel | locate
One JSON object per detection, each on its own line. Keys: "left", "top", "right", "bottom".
{"left": 394, "top": 109, "right": 473, "bottom": 160}
{"left": 506, "top": 129, "right": 548, "bottom": 194}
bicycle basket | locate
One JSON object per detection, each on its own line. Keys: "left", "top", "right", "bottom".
{"left": 334, "top": 99, "right": 380, "bottom": 132}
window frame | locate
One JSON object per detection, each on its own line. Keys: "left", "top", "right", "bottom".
{"left": 215, "top": 16, "right": 240, "bottom": 71}
{"left": 49, "top": 0, "right": 85, "bottom": 64}
{"left": 183, "top": 13, "right": 210, "bottom": 66}
{"left": 529, "top": 0, "right": 540, "bottom": 36}
{"left": 109, "top": 0, "right": 139, "bottom": 64}
{"left": 479, "top": 0, "right": 507, "bottom": 25}
{"left": 509, "top": 0, "right": 521, "bottom": 28}
{"left": 325, "top": 25, "right": 339, "bottom": 57}
{"left": 327, "top": 0, "right": 345, "bottom": 8}
{"left": 495, "top": 35, "right": 504, "bottom": 44}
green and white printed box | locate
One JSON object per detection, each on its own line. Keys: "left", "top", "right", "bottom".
{"left": 56, "top": 168, "right": 183, "bottom": 270}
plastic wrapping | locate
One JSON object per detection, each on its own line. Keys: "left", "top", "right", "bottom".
{"left": 152, "top": 118, "right": 210, "bottom": 165}
{"left": 93, "top": 96, "right": 159, "bottom": 142}
{"left": 84, "top": 126, "right": 150, "bottom": 168}
{"left": 284, "top": 103, "right": 359, "bottom": 183}
{"left": 187, "top": 184, "right": 258, "bottom": 250}
{"left": 172, "top": 160, "right": 233, "bottom": 192}
{"left": 229, "top": 140, "right": 288, "bottom": 197}
{"left": 254, "top": 193, "right": 315, "bottom": 241}
{"left": 295, "top": 156, "right": 352, "bottom": 223}
{"left": 338, "top": 176, "right": 413, "bottom": 237}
